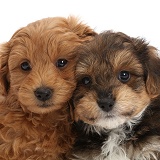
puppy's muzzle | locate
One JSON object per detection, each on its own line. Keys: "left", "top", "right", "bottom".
{"left": 97, "top": 93, "right": 114, "bottom": 112}
{"left": 34, "top": 87, "right": 53, "bottom": 102}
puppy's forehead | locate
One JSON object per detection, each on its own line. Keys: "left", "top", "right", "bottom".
{"left": 76, "top": 32, "right": 143, "bottom": 76}
{"left": 9, "top": 26, "right": 78, "bottom": 61}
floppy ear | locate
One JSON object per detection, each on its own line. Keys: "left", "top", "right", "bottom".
{"left": 0, "top": 28, "right": 24, "bottom": 100}
{"left": 130, "top": 36, "right": 160, "bottom": 98}
{"left": 0, "top": 42, "right": 10, "bottom": 99}
{"left": 133, "top": 38, "right": 160, "bottom": 98}
{"left": 67, "top": 16, "right": 97, "bottom": 41}
{"left": 144, "top": 46, "right": 160, "bottom": 98}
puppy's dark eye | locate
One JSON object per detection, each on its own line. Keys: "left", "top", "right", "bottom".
{"left": 21, "top": 61, "right": 31, "bottom": 71}
{"left": 81, "top": 76, "right": 92, "bottom": 85}
{"left": 118, "top": 71, "right": 130, "bottom": 83}
{"left": 56, "top": 59, "right": 68, "bottom": 68}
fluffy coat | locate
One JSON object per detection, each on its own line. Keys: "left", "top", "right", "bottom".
{"left": 0, "top": 16, "right": 96, "bottom": 160}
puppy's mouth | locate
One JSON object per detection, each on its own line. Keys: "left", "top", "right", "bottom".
{"left": 81, "top": 113, "right": 115, "bottom": 125}
{"left": 37, "top": 102, "right": 54, "bottom": 108}
{"left": 104, "top": 114, "right": 115, "bottom": 118}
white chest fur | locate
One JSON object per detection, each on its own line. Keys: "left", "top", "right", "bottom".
{"left": 99, "top": 127, "right": 160, "bottom": 160}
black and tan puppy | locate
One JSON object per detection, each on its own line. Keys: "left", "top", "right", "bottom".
{"left": 72, "top": 31, "right": 160, "bottom": 160}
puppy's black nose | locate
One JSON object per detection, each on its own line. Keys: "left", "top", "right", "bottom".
{"left": 34, "top": 87, "right": 53, "bottom": 101}
{"left": 98, "top": 98, "right": 114, "bottom": 112}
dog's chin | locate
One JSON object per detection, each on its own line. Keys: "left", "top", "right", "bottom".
{"left": 92, "top": 109, "right": 145, "bottom": 130}
{"left": 77, "top": 114, "right": 126, "bottom": 130}
{"left": 95, "top": 116, "right": 127, "bottom": 130}
{"left": 20, "top": 102, "right": 64, "bottom": 114}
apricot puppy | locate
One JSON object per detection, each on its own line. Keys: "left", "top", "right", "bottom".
{"left": 0, "top": 16, "right": 96, "bottom": 160}
{"left": 72, "top": 31, "right": 160, "bottom": 160}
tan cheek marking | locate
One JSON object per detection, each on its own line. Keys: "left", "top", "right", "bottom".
{"left": 74, "top": 92, "right": 100, "bottom": 124}
{"left": 114, "top": 86, "right": 151, "bottom": 118}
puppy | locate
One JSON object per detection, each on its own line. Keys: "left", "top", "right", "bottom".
{"left": 0, "top": 16, "right": 96, "bottom": 160}
{"left": 72, "top": 31, "right": 160, "bottom": 160}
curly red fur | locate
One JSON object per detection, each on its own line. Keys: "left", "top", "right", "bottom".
{"left": 0, "top": 16, "right": 96, "bottom": 160}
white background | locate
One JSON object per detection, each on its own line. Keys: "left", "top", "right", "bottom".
{"left": 0, "top": 0, "right": 159, "bottom": 49}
